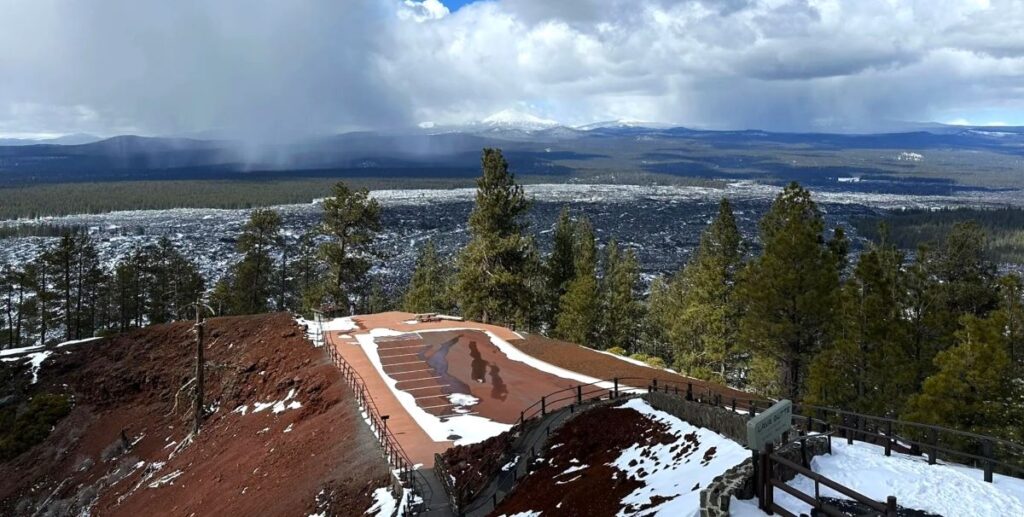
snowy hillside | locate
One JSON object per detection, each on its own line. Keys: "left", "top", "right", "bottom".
{"left": 481, "top": 109, "right": 560, "bottom": 131}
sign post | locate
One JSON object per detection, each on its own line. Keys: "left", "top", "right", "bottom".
{"left": 747, "top": 399, "right": 792, "bottom": 450}
{"left": 747, "top": 399, "right": 792, "bottom": 511}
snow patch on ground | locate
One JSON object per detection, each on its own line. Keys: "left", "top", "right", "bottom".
{"left": 448, "top": 393, "right": 479, "bottom": 414}
{"left": 322, "top": 317, "right": 359, "bottom": 332}
{"left": 592, "top": 348, "right": 678, "bottom": 374}
{"left": 365, "top": 487, "right": 400, "bottom": 516}
{"left": 56, "top": 336, "right": 103, "bottom": 348}
{"left": 354, "top": 330, "right": 513, "bottom": 446}
{"left": 731, "top": 440, "right": 1024, "bottom": 517}
{"left": 609, "top": 398, "right": 749, "bottom": 515}
{"left": 0, "top": 344, "right": 43, "bottom": 357}
{"left": 147, "top": 469, "right": 183, "bottom": 488}
{"left": 25, "top": 350, "right": 52, "bottom": 384}
{"left": 251, "top": 388, "right": 303, "bottom": 414}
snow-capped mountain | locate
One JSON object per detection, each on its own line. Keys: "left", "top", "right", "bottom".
{"left": 575, "top": 119, "right": 673, "bottom": 131}
{"left": 481, "top": 109, "right": 560, "bottom": 131}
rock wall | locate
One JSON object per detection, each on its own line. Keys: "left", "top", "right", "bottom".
{"left": 640, "top": 392, "right": 832, "bottom": 517}
{"left": 700, "top": 436, "right": 831, "bottom": 517}
{"left": 643, "top": 392, "right": 748, "bottom": 443}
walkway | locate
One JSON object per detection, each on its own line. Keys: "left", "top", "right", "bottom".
{"left": 328, "top": 331, "right": 452, "bottom": 466}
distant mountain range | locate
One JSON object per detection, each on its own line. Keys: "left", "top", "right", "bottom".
{"left": 0, "top": 133, "right": 102, "bottom": 146}
{"left": 2, "top": 120, "right": 1023, "bottom": 188}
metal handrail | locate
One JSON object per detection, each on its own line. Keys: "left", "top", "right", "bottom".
{"left": 322, "top": 331, "right": 421, "bottom": 512}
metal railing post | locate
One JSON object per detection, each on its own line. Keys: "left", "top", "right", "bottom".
{"left": 541, "top": 396, "right": 546, "bottom": 416}
{"left": 613, "top": 377, "right": 619, "bottom": 398}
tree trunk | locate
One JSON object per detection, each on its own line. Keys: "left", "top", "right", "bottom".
{"left": 194, "top": 304, "right": 205, "bottom": 434}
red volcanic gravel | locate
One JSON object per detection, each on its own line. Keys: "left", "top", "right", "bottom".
{"left": 0, "top": 313, "right": 392, "bottom": 516}
{"left": 490, "top": 401, "right": 678, "bottom": 517}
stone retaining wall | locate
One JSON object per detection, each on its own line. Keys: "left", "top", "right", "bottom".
{"left": 640, "top": 392, "right": 832, "bottom": 517}
{"left": 699, "top": 436, "right": 831, "bottom": 517}
{"left": 643, "top": 392, "right": 748, "bottom": 443}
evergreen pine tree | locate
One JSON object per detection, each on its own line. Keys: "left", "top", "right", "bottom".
{"left": 225, "top": 209, "right": 282, "bottom": 315}
{"left": 319, "top": 182, "right": 382, "bottom": 314}
{"left": 806, "top": 239, "right": 914, "bottom": 415}
{"left": 738, "top": 182, "right": 842, "bottom": 399}
{"left": 402, "top": 239, "right": 454, "bottom": 314}
{"left": 665, "top": 198, "right": 745, "bottom": 383}
{"left": 544, "top": 206, "right": 576, "bottom": 329}
{"left": 366, "top": 278, "right": 393, "bottom": 314}
{"left": 598, "top": 239, "right": 643, "bottom": 351}
{"left": 904, "top": 310, "right": 1024, "bottom": 443}
{"left": 554, "top": 217, "right": 599, "bottom": 345}
{"left": 455, "top": 149, "right": 539, "bottom": 328}
{"left": 998, "top": 274, "right": 1024, "bottom": 365}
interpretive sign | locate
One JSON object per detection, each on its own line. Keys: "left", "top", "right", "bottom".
{"left": 746, "top": 399, "right": 792, "bottom": 450}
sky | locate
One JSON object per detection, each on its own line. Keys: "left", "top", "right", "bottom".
{"left": 1, "top": 0, "right": 1023, "bottom": 139}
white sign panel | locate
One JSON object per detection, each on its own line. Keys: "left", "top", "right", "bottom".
{"left": 746, "top": 399, "right": 792, "bottom": 450}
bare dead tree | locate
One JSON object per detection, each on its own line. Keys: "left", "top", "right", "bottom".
{"left": 191, "top": 299, "right": 215, "bottom": 434}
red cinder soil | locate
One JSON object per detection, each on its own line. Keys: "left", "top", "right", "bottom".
{"left": 439, "top": 430, "right": 515, "bottom": 504}
{"left": 0, "top": 313, "right": 391, "bottom": 516}
{"left": 491, "top": 401, "right": 678, "bottom": 517}
{"left": 510, "top": 334, "right": 755, "bottom": 402}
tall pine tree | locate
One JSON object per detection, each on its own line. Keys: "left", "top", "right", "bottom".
{"left": 739, "top": 183, "right": 843, "bottom": 399}
{"left": 402, "top": 239, "right": 454, "bottom": 314}
{"left": 319, "top": 182, "right": 382, "bottom": 314}
{"left": 544, "top": 206, "right": 577, "bottom": 330}
{"left": 223, "top": 209, "right": 282, "bottom": 315}
{"left": 666, "top": 198, "right": 744, "bottom": 383}
{"left": 806, "top": 237, "right": 914, "bottom": 415}
{"left": 554, "top": 217, "right": 599, "bottom": 344}
{"left": 598, "top": 239, "right": 643, "bottom": 351}
{"left": 455, "top": 149, "right": 539, "bottom": 328}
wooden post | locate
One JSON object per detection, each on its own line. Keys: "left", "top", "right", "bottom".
{"left": 613, "top": 377, "right": 619, "bottom": 398}
{"left": 686, "top": 382, "right": 693, "bottom": 401}
{"left": 770, "top": 442, "right": 774, "bottom": 513}
{"left": 885, "top": 420, "right": 893, "bottom": 457}
{"left": 928, "top": 428, "right": 938, "bottom": 465}
{"left": 576, "top": 385, "right": 582, "bottom": 404}
{"left": 193, "top": 300, "right": 205, "bottom": 435}
{"left": 541, "top": 396, "right": 546, "bottom": 416}
{"left": 886, "top": 495, "right": 898, "bottom": 517}
{"left": 752, "top": 450, "right": 761, "bottom": 506}
{"left": 732, "top": 398, "right": 737, "bottom": 412}
{"left": 983, "top": 439, "right": 994, "bottom": 483}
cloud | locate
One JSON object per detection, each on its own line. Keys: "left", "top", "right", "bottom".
{"left": 1, "top": 0, "right": 1023, "bottom": 137}
{"left": 398, "top": 0, "right": 449, "bottom": 22}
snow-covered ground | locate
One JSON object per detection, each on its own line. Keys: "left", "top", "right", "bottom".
{"left": 0, "top": 336, "right": 105, "bottom": 383}
{"left": 610, "top": 398, "right": 750, "bottom": 515}
{"left": 730, "top": 440, "right": 1024, "bottom": 517}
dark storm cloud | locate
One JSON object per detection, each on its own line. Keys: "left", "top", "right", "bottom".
{"left": 1, "top": 0, "right": 1023, "bottom": 136}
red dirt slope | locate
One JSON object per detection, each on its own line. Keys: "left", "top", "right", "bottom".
{"left": 0, "top": 313, "right": 391, "bottom": 516}
{"left": 510, "top": 334, "right": 754, "bottom": 401}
